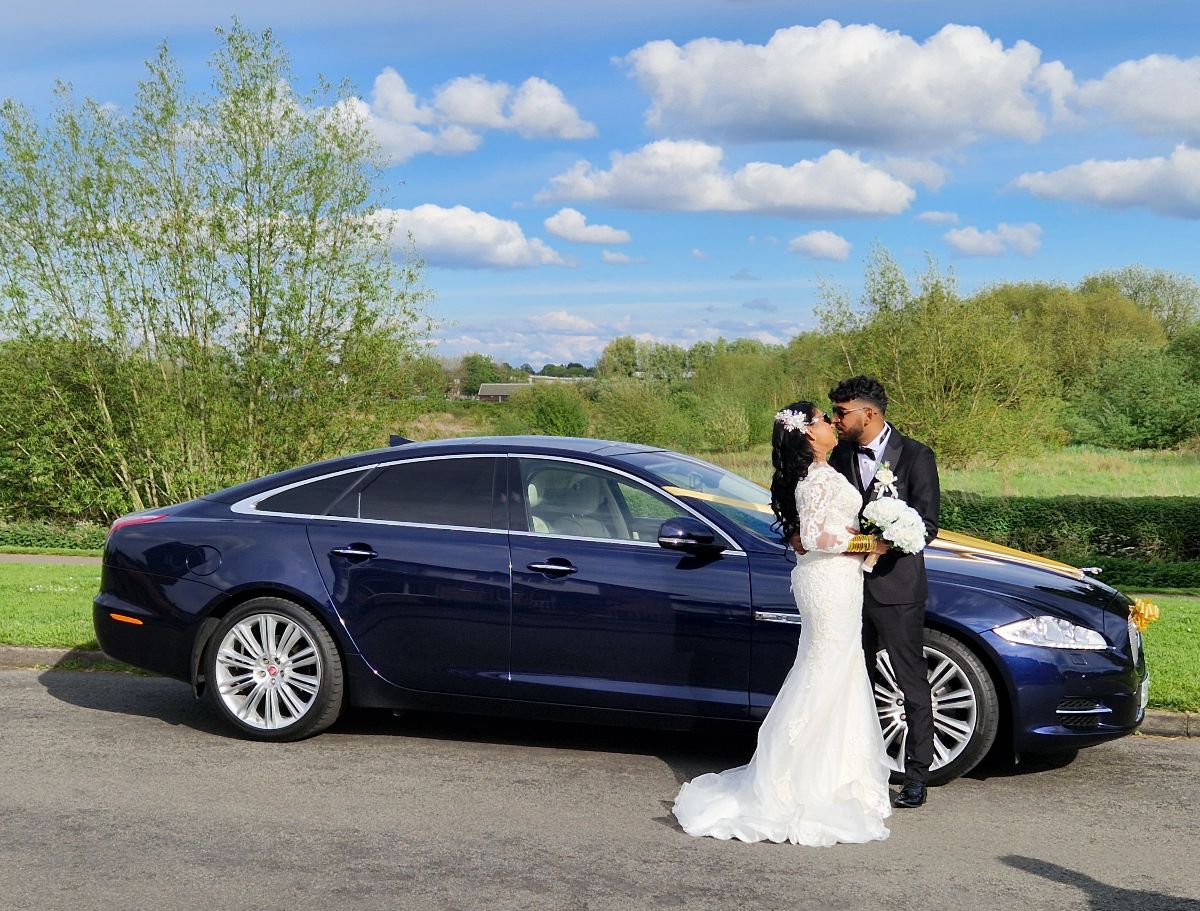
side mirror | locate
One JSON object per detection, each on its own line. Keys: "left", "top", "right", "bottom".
{"left": 657, "top": 516, "right": 725, "bottom": 553}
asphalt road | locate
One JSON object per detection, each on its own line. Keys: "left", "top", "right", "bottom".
{"left": 1, "top": 669, "right": 1197, "bottom": 911}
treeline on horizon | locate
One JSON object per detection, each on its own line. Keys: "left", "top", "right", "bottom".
{"left": 444, "top": 249, "right": 1200, "bottom": 467}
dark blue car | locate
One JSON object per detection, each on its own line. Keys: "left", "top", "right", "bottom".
{"left": 94, "top": 436, "right": 1149, "bottom": 783}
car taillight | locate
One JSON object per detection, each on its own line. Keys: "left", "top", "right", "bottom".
{"left": 107, "top": 513, "right": 168, "bottom": 540}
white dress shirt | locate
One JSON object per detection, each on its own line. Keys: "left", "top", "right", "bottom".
{"left": 857, "top": 423, "right": 892, "bottom": 491}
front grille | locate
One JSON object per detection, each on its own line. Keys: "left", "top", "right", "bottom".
{"left": 1058, "top": 697, "right": 1103, "bottom": 712}
{"left": 1056, "top": 697, "right": 1108, "bottom": 729}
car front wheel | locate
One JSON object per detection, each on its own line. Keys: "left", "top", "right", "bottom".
{"left": 206, "top": 597, "right": 344, "bottom": 741}
{"left": 874, "top": 629, "right": 999, "bottom": 785}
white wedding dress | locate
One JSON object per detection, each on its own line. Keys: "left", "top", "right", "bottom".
{"left": 673, "top": 462, "right": 892, "bottom": 846}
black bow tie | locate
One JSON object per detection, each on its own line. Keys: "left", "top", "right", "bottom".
{"left": 855, "top": 445, "right": 877, "bottom": 459}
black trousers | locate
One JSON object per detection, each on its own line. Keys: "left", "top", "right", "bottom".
{"left": 862, "top": 593, "right": 934, "bottom": 784}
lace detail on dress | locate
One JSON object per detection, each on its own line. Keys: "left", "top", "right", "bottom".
{"left": 795, "top": 463, "right": 861, "bottom": 553}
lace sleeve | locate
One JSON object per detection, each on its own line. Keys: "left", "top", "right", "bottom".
{"left": 795, "top": 469, "right": 853, "bottom": 554}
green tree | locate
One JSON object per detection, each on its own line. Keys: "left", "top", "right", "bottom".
{"left": 458, "top": 353, "right": 503, "bottom": 396}
{"left": 819, "top": 247, "right": 1058, "bottom": 465}
{"left": 0, "top": 23, "right": 430, "bottom": 520}
{"left": 976, "top": 281, "right": 1165, "bottom": 397}
{"left": 1078, "top": 265, "right": 1200, "bottom": 338}
{"left": 595, "top": 335, "right": 639, "bottom": 379}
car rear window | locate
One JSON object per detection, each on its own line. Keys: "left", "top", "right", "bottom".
{"left": 255, "top": 470, "right": 369, "bottom": 516}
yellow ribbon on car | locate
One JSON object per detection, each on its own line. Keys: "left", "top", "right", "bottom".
{"left": 663, "top": 487, "right": 775, "bottom": 515}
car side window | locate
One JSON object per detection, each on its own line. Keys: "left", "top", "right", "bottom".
{"left": 340, "top": 457, "right": 503, "bottom": 528}
{"left": 519, "top": 458, "right": 681, "bottom": 542}
{"left": 255, "top": 470, "right": 369, "bottom": 516}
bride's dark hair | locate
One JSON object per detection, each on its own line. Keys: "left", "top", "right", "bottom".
{"left": 770, "top": 401, "right": 818, "bottom": 540}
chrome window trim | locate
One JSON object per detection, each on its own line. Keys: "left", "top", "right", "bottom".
{"left": 511, "top": 452, "right": 742, "bottom": 553}
{"left": 227, "top": 449, "right": 744, "bottom": 550}
{"left": 229, "top": 453, "right": 504, "bottom": 531}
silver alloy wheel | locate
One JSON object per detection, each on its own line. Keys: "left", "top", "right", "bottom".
{"left": 213, "top": 611, "right": 323, "bottom": 731}
{"left": 874, "top": 645, "right": 978, "bottom": 774}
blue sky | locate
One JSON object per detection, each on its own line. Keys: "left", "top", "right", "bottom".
{"left": 4, "top": 1, "right": 1200, "bottom": 367}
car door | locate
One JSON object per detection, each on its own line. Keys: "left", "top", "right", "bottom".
{"left": 508, "top": 455, "right": 752, "bottom": 718}
{"left": 305, "top": 454, "right": 511, "bottom": 698}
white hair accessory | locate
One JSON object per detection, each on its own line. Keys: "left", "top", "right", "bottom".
{"left": 774, "top": 408, "right": 812, "bottom": 432}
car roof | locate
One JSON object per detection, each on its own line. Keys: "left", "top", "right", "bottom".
{"left": 201, "top": 435, "right": 666, "bottom": 503}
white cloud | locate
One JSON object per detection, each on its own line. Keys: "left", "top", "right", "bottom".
{"left": 434, "top": 75, "right": 510, "bottom": 128}
{"left": 1075, "top": 55, "right": 1200, "bottom": 138}
{"left": 944, "top": 222, "right": 1043, "bottom": 257}
{"left": 538, "top": 310, "right": 598, "bottom": 332}
{"left": 537, "top": 140, "right": 914, "bottom": 218}
{"left": 543, "top": 208, "right": 631, "bottom": 244}
{"left": 382, "top": 204, "right": 570, "bottom": 269}
{"left": 916, "top": 210, "right": 960, "bottom": 224}
{"left": 508, "top": 78, "right": 597, "bottom": 140}
{"left": 1012, "top": 145, "right": 1200, "bottom": 218}
{"left": 600, "top": 249, "right": 648, "bottom": 264}
{"left": 691, "top": 248, "right": 709, "bottom": 259}
{"left": 879, "top": 157, "right": 949, "bottom": 190}
{"left": 787, "top": 230, "right": 851, "bottom": 261}
{"left": 624, "top": 21, "right": 1064, "bottom": 149}
{"left": 355, "top": 68, "right": 594, "bottom": 165}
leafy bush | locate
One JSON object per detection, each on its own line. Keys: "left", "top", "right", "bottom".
{"left": 1069, "top": 347, "right": 1200, "bottom": 449}
{"left": 701, "top": 398, "right": 752, "bottom": 451}
{"left": 508, "top": 383, "right": 590, "bottom": 437}
{"left": 941, "top": 491, "right": 1200, "bottom": 587}
{"left": 591, "top": 380, "right": 702, "bottom": 448}
{"left": 0, "top": 522, "right": 107, "bottom": 551}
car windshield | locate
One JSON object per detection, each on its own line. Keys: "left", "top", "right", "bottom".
{"left": 617, "top": 450, "right": 778, "bottom": 543}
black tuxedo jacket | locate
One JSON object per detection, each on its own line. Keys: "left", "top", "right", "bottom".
{"left": 830, "top": 426, "right": 940, "bottom": 605}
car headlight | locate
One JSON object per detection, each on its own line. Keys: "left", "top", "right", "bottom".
{"left": 994, "top": 616, "right": 1108, "bottom": 650}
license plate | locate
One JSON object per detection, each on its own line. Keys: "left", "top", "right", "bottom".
{"left": 1137, "top": 674, "right": 1150, "bottom": 716}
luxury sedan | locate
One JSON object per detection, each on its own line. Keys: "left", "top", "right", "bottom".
{"left": 94, "top": 436, "right": 1150, "bottom": 783}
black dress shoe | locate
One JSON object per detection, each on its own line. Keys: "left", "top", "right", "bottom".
{"left": 892, "top": 780, "right": 927, "bottom": 808}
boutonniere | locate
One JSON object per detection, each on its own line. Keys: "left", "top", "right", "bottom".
{"left": 873, "top": 461, "right": 898, "bottom": 498}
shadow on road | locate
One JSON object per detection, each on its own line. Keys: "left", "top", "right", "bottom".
{"left": 37, "top": 664, "right": 233, "bottom": 737}
{"left": 966, "top": 747, "right": 1081, "bottom": 781}
{"left": 35, "top": 663, "right": 756, "bottom": 780}
{"left": 1003, "top": 855, "right": 1200, "bottom": 910}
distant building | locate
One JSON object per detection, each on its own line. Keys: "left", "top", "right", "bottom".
{"left": 477, "top": 375, "right": 594, "bottom": 402}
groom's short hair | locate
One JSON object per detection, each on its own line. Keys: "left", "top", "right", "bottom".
{"left": 830, "top": 376, "right": 888, "bottom": 413}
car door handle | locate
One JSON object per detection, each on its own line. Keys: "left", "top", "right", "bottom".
{"left": 527, "top": 560, "right": 577, "bottom": 576}
{"left": 754, "top": 611, "right": 802, "bottom": 625}
{"left": 330, "top": 545, "right": 378, "bottom": 561}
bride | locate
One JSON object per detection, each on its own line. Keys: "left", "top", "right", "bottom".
{"left": 672, "top": 401, "right": 893, "bottom": 846}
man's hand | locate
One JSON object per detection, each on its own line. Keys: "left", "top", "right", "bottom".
{"left": 871, "top": 538, "right": 890, "bottom": 556}
{"left": 788, "top": 532, "right": 806, "bottom": 554}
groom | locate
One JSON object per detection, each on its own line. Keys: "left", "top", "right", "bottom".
{"left": 828, "top": 376, "right": 940, "bottom": 809}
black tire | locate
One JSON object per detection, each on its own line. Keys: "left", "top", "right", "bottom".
{"left": 875, "top": 628, "right": 999, "bottom": 785}
{"left": 205, "top": 597, "right": 344, "bottom": 742}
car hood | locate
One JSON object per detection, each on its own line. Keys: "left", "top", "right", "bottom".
{"left": 927, "top": 531, "right": 1131, "bottom": 641}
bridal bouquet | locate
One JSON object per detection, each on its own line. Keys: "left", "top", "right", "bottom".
{"left": 860, "top": 496, "right": 928, "bottom": 572}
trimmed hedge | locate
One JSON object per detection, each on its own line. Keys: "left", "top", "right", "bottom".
{"left": 0, "top": 522, "right": 107, "bottom": 551}
{"left": 941, "top": 491, "right": 1200, "bottom": 588}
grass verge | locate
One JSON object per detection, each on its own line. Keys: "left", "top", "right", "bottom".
{"left": 1, "top": 563, "right": 1195, "bottom": 712}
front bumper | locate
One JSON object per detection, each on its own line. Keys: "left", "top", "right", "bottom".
{"left": 983, "top": 629, "right": 1149, "bottom": 753}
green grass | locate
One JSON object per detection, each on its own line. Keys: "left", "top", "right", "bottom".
{"left": 1140, "top": 595, "right": 1200, "bottom": 713}
{"left": 0, "top": 546, "right": 103, "bottom": 557}
{"left": 0, "top": 564, "right": 101, "bottom": 649}
{"left": 940, "top": 445, "right": 1200, "bottom": 497}
{"left": 704, "top": 444, "right": 1200, "bottom": 498}
{"left": 0, "top": 562, "right": 1194, "bottom": 711}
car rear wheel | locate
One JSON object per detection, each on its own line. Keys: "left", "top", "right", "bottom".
{"left": 874, "top": 629, "right": 999, "bottom": 785}
{"left": 206, "top": 597, "right": 344, "bottom": 741}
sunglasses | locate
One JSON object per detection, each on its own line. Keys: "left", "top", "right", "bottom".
{"left": 832, "top": 406, "right": 869, "bottom": 419}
